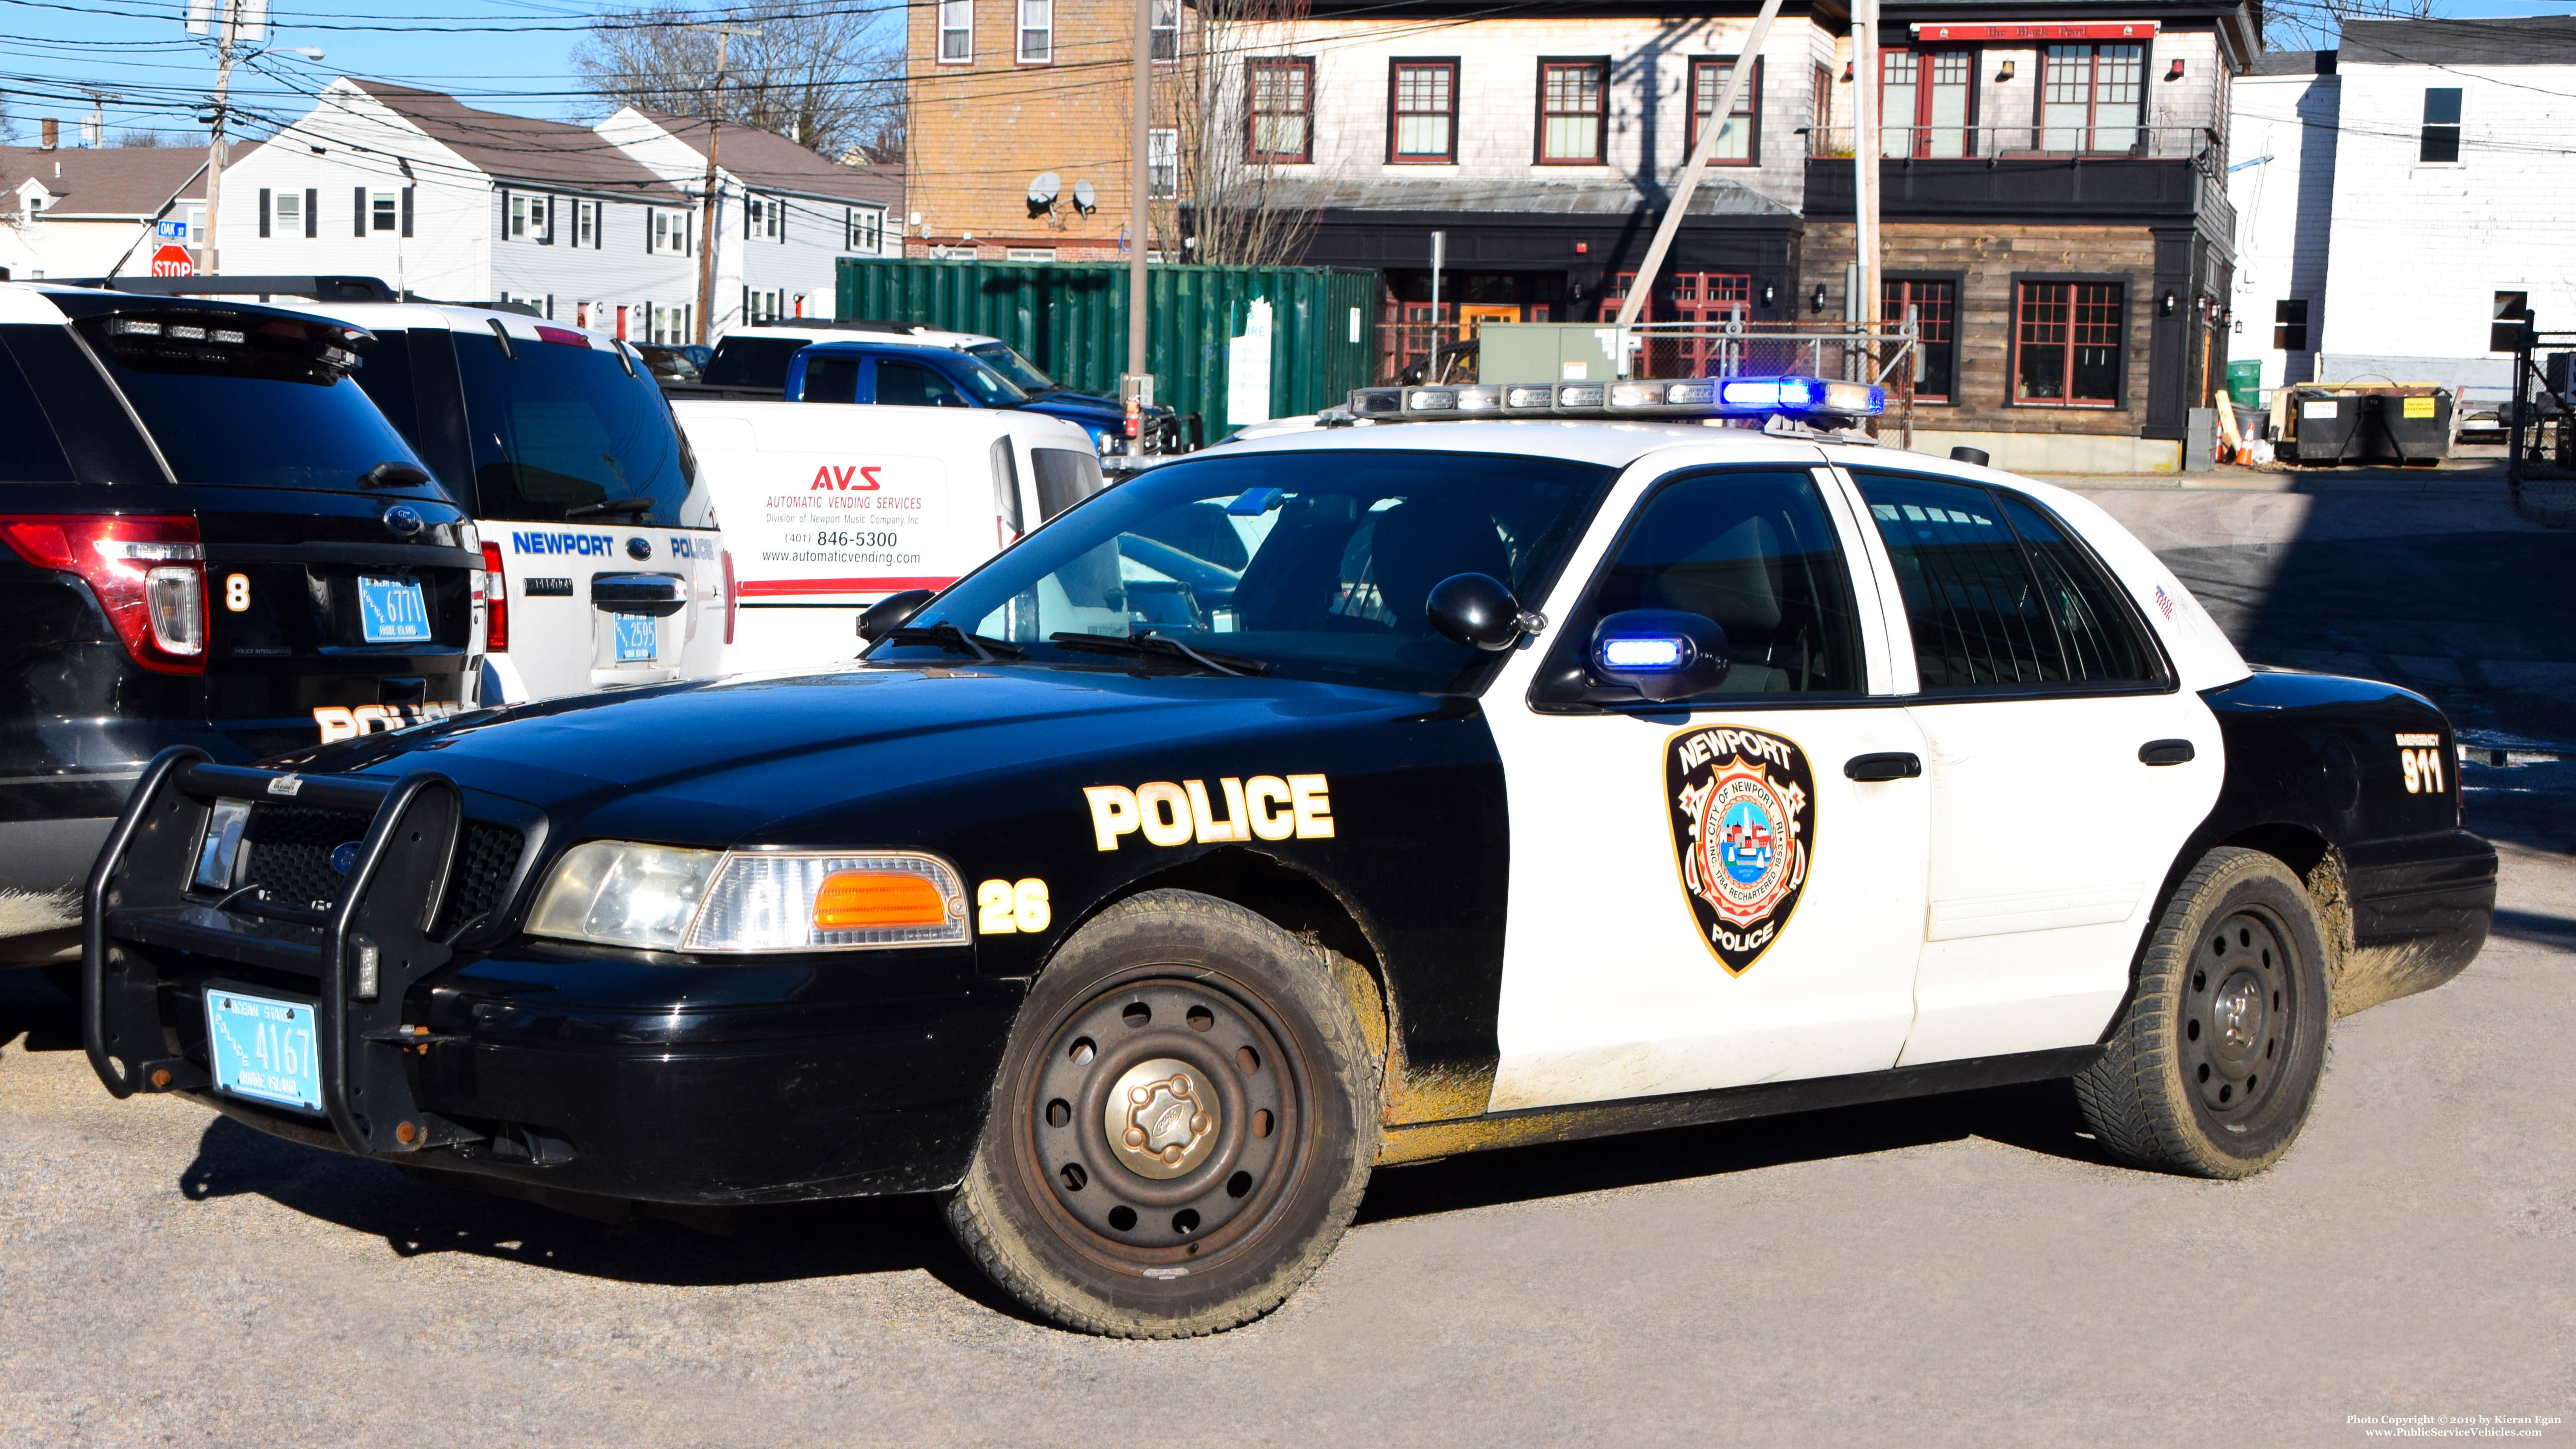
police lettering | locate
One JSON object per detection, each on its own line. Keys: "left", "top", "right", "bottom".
{"left": 1085, "top": 776, "right": 1333, "bottom": 851}
{"left": 510, "top": 530, "right": 612, "bottom": 557}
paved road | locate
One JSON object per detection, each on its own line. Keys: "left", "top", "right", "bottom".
{"left": 3, "top": 476, "right": 2570, "bottom": 1448}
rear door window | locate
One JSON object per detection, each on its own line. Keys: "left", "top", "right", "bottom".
{"left": 454, "top": 331, "right": 694, "bottom": 525}
{"left": 1854, "top": 473, "right": 2064, "bottom": 690}
{"left": 874, "top": 359, "right": 968, "bottom": 408}
{"left": 800, "top": 354, "right": 862, "bottom": 403}
{"left": 0, "top": 334, "right": 76, "bottom": 482}
{"left": 74, "top": 308, "right": 433, "bottom": 493}
{"left": 702, "top": 336, "right": 806, "bottom": 388}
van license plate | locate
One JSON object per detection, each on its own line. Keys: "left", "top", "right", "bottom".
{"left": 614, "top": 614, "right": 657, "bottom": 663}
{"left": 358, "top": 575, "right": 431, "bottom": 644}
{"left": 203, "top": 987, "right": 324, "bottom": 1114}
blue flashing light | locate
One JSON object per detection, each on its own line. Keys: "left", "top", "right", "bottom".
{"left": 1600, "top": 636, "right": 1687, "bottom": 669}
{"left": 1342, "top": 374, "right": 1885, "bottom": 424}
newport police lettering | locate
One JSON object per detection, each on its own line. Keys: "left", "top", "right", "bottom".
{"left": 1665, "top": 725, "right": 1815, "bottom": 976}
{"left": 666, "top": 536, "right": 719, "bottom": 560}
{"left": 510, "top": 531, "right": 615, "bottom": 557}
{"left": 1085, "top": 776, "right": 1332, "bottom": 851}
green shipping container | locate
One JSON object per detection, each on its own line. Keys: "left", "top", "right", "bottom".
{"left": 836, "top": 259, "right": 1381, "bottom": 442}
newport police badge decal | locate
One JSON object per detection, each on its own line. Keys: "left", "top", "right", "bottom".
{"left": 1666, "top": 724, "right": 1816, "bottom": 975}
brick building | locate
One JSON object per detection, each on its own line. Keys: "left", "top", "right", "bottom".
{"left": 906, "top": 0, "right": 2258, "bottom": 470}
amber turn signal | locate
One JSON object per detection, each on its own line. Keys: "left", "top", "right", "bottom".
{"left": 813, "top": 870, "right": 951, "bottom": 929}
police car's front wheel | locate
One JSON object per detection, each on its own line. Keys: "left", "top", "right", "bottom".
{"left": 2075, "top": 847, "right": 2332, "bottom": 1178}
{"left": 945, "top": 889, "right": 1380, "bottom": 1337}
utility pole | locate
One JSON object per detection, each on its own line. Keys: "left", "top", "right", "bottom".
{"left": 1851, "top": 0, "right": 1881, "bottom": 336}
{"left": 189, "top": 0, "right": 266, "bottom": 274}
{"left": 694, "top": 23, "right": 760, "bottom": 347}
{"left": 80, "top": 86, "right": 118, "bottom": 148}
{"left": 1123, "top": 0, "right": 1152, "bottom": 436}
{"left": 1613, "top": 0, "right": 1785, "bottom": 341}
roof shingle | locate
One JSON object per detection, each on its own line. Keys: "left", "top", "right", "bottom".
{"left": 0, "top": 143, "right": 228, "bottom": 217}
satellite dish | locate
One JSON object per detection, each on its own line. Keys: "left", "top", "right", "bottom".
{"left": 1071, "top": 179, "right": 1098, "bottom": 217}
{"left": 1026, "top": 172, "right": 1061, "bottom": 218}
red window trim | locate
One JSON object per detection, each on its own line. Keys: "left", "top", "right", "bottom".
{"left": 2011, "top": 277, "right": 2126, "bottom": 408}
{"left": 1245, "top": 56, "right": 1316, "bottom": 166}
{"left": 1685, "top": 55, "right": 1762, "bottom": 166}
{"left": 2037, "top": 41, "right": 2148, "bottom": 155}
{"left": 1535, "top": 57, "right": 1610, "bottom": 166}
{"left": 1882, "top": 275, "right": 1959, "bottom": 404}
{"left": 1877, "top": 47, "right": 1980, "bottom": 159}
{"left": 1387, "top": 57, "right": 1461, "bottom": 164}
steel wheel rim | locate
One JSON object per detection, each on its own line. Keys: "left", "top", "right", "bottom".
{"left": 1013, "top": 969, "right": 1306, "bottom": 1272}
{"left": 2182, "top": 907, "right": 2297, "bottom": 1127}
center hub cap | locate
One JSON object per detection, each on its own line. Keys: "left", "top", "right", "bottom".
{"left": 1104, "top": 1057, "right": 1219, "bottom": 1179}
{"left": 2214, "top": 975, "right": 2265, "bottom": 1057}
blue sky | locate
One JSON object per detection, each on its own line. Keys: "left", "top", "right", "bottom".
{"left": 0, "top": 0, "right": 2568, "bottom": 144}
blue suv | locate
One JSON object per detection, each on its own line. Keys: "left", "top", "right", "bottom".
{"left": 782, "top": 339, "right": 1181, "bottom": 459}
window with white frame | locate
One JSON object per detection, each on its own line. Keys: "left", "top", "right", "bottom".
{"left": 575, "top": 199, "right": 598, "bottom": 247}
{"left": 651, "top": 208, "right": 690, "bottom": 255}
{"left": 742, "top": 286, "right": 786, "bottom": 323}
{"left": 508, "top": 192, "right": 530, "bottom": 240}
{"left": 1006, "top": 247, "right": 1057, "bottom": 263}
{"left": 276, "top": 189, "right": 304, "bottom": 231}
{"left": 846, "top": 207, "right": 884, "bottom": 251}
{"left": 372, "top": 190, "right": 400, "bottom": 233}
{"left": 1149, "top": 128, "right": 1179, "bottom": 197}
{"left": 938, "top": 0, "right": 972, "bottom": 62}
{"left": 745, "top": 193, "right": 783, "bottom": 241}
{"left": 1151, "top": 0, "right": 1177, "bottom": 59}
{"left": 1018, "top": 0, "right": 1051, "bottom": 62}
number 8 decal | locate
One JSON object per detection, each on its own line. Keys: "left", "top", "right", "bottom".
{"left": 977, "top": 878, "right": 1051, "bottom": 935}
{"left": 224, "top": 573, "right": 251, "bottom": 613}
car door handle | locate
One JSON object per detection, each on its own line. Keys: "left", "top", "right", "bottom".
{"left": 2139, "top": 739, "right": 2198, "bottom": 766}
{"left": 1844, "top": 752, "right": 1923, "bottom": 782}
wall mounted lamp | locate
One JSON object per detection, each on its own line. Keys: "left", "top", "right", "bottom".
{"left": 1841, "top": 61, "right": 1853, "bottom": 82}
{"left": 1811, "top": 282, "right": 1829, "bottom": 315}
{"left": 1762, "top": 281, "right": 1777, "bottom": 307}
{"left": 1995, "top": 59, "right": 2016, "bottom": 82}
{"left": 2167, "top": 58, "right": 2186, "bottom": 80}
{"left": 2159, "top": 289, "right": 2178, "bottom": 316}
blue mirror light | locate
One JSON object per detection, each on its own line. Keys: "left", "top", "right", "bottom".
{"left": 1599, "top": 636, "right": 1687, "bottom": 669}
{"left": 1590, "top": 609, "right": 1731, "bottom": 702}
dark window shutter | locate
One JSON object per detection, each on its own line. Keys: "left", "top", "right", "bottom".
{"left": 354, "top": 186, "right": 367, "bottom": 237}
{"left": 258, "top": 188, "right": 271, "bottom": 237}
{"left": 540, "top": 194, "right": 553, "bottom": 245}
{"left": 401, "top": 186, "right": 414, "bottom": 237}
{"left": 304, "top": 188, "right": 318, "bottom": 237}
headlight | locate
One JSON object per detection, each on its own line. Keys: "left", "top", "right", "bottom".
{"left": 524, "top": 842, "right": 968, "bottom": 952}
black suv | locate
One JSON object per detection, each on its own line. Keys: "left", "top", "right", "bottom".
{"left": 0, "top": 283, "right": 475, "bottom": 968}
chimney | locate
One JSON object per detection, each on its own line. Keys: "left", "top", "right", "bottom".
{"left": 39, "top": 118, "right": 57, "bottom": 151}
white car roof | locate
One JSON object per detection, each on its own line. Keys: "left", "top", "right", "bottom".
{"left": 270, "top": 298, "right": 635, "bottom": 356}
{"left": 726, "top": 323, "right": 1000, "bottom": 350}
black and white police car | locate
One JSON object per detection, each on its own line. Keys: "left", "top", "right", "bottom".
{"left": 80, "top": 376, "right": 2495, "bottom": 1337}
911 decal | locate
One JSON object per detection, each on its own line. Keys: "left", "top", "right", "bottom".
{"left": 2395, "top": 732, "right": 2446, "bottom": 794}
{"left": 1084, "top": 776, "right": 1332, "bottom": 851}
{"left": 1666, "top": 725, "right": 1815, "bottom": 976}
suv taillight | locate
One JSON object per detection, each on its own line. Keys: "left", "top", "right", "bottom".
{"left": 721, "top": 548, "right": 737, "bottom": 645}
{"left": 481, "top": 541, "right": 510, "bottom": 651}
{"left": 0, "top": 514, "right": 207, "bottom": 675}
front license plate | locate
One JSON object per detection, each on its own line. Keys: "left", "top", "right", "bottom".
{"left": 202, "top": 987, "right": 324, "bottom": 1114}
{"left": 613, "top": 613, "right": 658, "bottom": 663}
{"left": 358, "top": 574, "right": 431, "bottom": 644}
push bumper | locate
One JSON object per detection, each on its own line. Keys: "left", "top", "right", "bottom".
{"left": 84, "top": 748, "right": 1020, "bottom": 1205}
{"left": 2335, "top": 828, "right": 2497, "bottom": 1014}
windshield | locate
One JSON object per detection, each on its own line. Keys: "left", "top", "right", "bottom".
{"left": 703, "top": 335, "right": 805, "bottom": 389}
{"left": 877, "top": 449, "right": 1615, "bottom": 694}
{"left": 76, "top": 308, "right": 434, "bottom": 492}
{"left": 968, "top": 342, "right": 1058, "bottom": 393}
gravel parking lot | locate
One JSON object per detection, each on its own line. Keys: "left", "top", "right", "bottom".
{"left": 3, "top": 471, "right": 2568, "bottom": 1448}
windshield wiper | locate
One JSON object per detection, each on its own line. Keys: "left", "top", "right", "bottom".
{"left": 1047, "top": 631, "right": 1270, "bottom": 677}
{"left": 885, "top": 622, "right": 1026, "bottom": 663}
{"left": 564, "top": 496, "right": 656, "bottom": 519}
{"left": 357, "top": 460, "right": 432, "bottom": 489}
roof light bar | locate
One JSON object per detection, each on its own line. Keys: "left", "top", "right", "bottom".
{"left": 1346, "top": 375, "right": 1885, "bottom": 425}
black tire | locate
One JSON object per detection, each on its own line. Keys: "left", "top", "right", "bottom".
{"left": 944, "top": 889, "right": 1379, "bottom": 1337}
{"left": 2075, "top": 847, "right": 2332, "bottom": 1178}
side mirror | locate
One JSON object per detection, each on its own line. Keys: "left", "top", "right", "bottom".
{"left": 857, "top": 588, "right": 935, "bottom": 643}
{"left": 1427, "top": 573, "right": 1544, "bottom": 651}
{"left": 1590, "top": 609, "right": 1730, "bottom": 702}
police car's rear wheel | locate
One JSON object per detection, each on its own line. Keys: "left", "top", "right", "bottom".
{"left": 2075, "top": 847, "right": 2331, "bottom": 1179}
{"left": 945, "top": 889, "right": 1378, "bottom": 1337}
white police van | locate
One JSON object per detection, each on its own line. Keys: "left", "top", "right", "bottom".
{"left": 671, "top": 396, "right": 1102, "bottom": 671}
{"left": 110, "top": 279, "right": 731, "bottom": 718}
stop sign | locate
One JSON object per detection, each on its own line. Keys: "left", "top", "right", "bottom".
{"left": 148, "top": 244, "right": 194, "bottom": 277}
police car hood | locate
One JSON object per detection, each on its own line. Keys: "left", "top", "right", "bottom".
{"left": 316, "top": 664, "right": 1435, "bottom": 846}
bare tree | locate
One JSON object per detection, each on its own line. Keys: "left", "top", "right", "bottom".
{"left": 2264, "top": 0, "right": 2435, "bottom": 53}
{"left": 114, "top": 129, "right": 168, "bottom": 148}
{"left": 573, "top": 2, "right": 904, "bottom": 161}
{"left": 1153, "top": 0, "right": 1319, "bottom": 268}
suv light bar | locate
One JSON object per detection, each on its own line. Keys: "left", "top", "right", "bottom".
{"left": 1346, "top": 375, "right": 1885, "bottom": 424}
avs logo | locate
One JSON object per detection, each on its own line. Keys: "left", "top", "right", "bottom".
{"left": 810, "top": 464, "right": 883, "bottom": 491}
{"left": 511, "top": 530, "right": 613, "bottom": 557}
{"left": 1665, "top": 725, "right": 1815, "bottom": 976}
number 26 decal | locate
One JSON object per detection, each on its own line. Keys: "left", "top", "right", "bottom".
{"left": 978, "top": 878, "right": 1051, "bottom": 935}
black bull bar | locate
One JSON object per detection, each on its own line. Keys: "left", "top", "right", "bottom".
{"left": 82, "top": 745, "right": 519, "bottom": 1158}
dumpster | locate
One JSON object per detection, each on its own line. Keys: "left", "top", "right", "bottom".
{"left": 2283, "top": 385, "right": 2454, "bottom": 464}
{"left": 2376, "top": 387, "right": 2454, "bottom": 462}
{"left": 835, "top": 259, "right": 1381, "bottom": 442}
{"left": 2224, "top": 359, "right": 2263, "bottom": 409}
{"left": 2286, "top": 387, "right": 2362, "bottom": 462}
